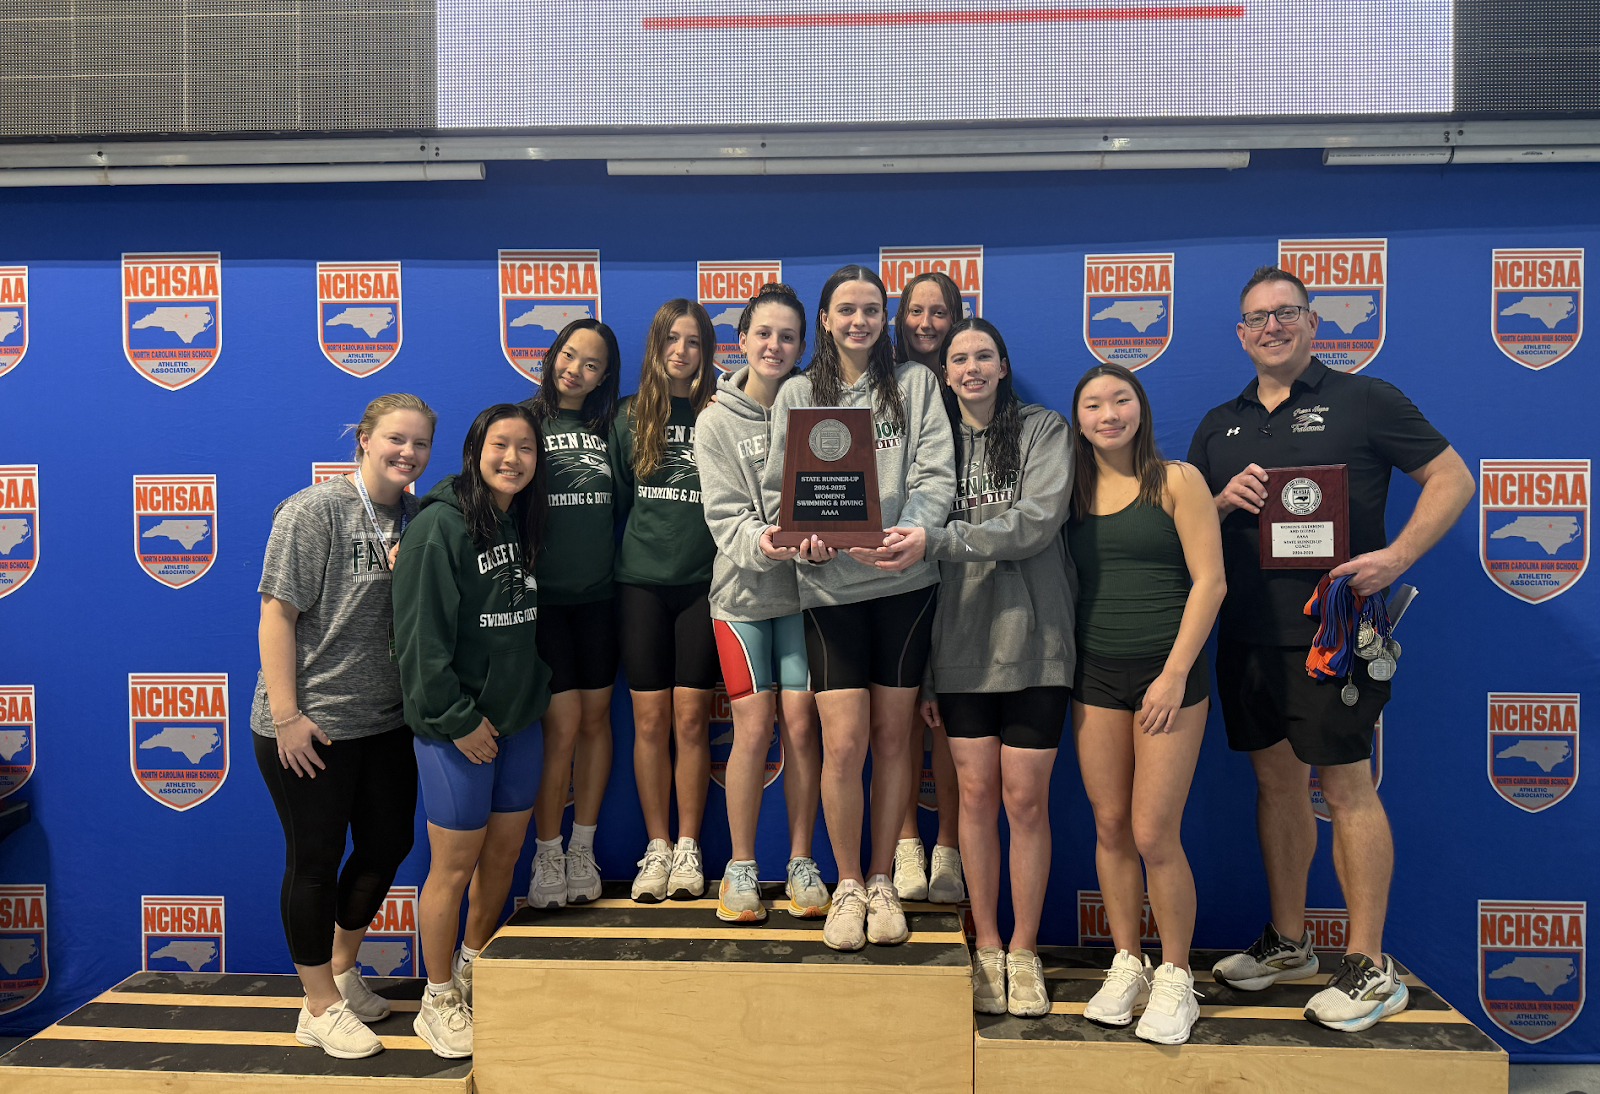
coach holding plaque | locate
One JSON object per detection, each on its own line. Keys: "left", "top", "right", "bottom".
{"left": 1188, "top": 265, "right": 1473, "bottom": 1032}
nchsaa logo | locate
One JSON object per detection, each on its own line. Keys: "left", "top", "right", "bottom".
{"left": 1077, "top": 890, "right": 1160, "bottom": 946}
{"left": 359, "top": 886, "right": 419, "bottom": 978}
{"left": 1310, "top": 716, "right": 1382, "bottom": 821}
{"left": 1488, "top": 693, "right": 1578, "bottom": 813}
{"left": 312, "top": 463, "right": 413, "bottom": 493}
{"left": 699, "top": 260, "right": 781, "bottom": 373}
{"left": 1083, "top": 253, "right": 1173, "bottom": 370}
{"left": 499, "top": 249, "right": 601, "bottom": 383}
{"left": 1278, "top": 238, "right": 1386, "bottom": 373}
{"left": 1480, "top": 460, "right": 1589, "bottom": 603}
{"left": 0, "top": 266, "right": 27, "bottom": 378}
{"left": 129, "top": 673, "right": 229, "bottom": 811}
{"left": 1480, "top": 899, "right": 1584, "bottom": 1043}
{"left": 133, "top": 475, "right": 217, "bottom": 588}
{"left": 142, "top": 895, "right": 224, "bottom": 973}
{"left": 1492, "top": 249, "right": 1582, "bottom": 370}
{"left": 708, "top": 683, "right": 783, "bottom": 791}
{"left": 0, "top": 685, "right": 35, "bottom": 800}
{"left": 318, "top": 261, "right": 402, "bottom": 377}
{"left": 1305, "top": 907, "right": 1351, "bottom": 951}
{"left": 122, "top": 252, "right": 221, "bottom": 389}
{"left": 0, "top": 465, "right": 39, "bottom": 601}
{"left": 0, "top": 884, "right": 47, "bottom": 1015}
{"left": 880, "top": 245, "right": 982, "bottom": 321}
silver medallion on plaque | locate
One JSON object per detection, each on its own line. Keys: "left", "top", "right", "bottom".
{"left": 1281, "top": 477, "right": 1323, "bottom": 516}
{"left": 808, "top": 419, "right": 852, "bottom": 462}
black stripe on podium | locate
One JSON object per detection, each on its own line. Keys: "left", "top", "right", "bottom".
{"left": 0, "top": 1039, "right": 471, "bottom": 1080}
{"left": 1044, "top": 977, "right": 1457, "bottom": 1011}
{"left": 975, "top": 1011, "right": 1503, "bottom": 1052}
{"left": 107, "top": 972, "right": 425, "bottom": 1000}
{"left": 54, "top": 1001, "right": 420, "bottom": 1036}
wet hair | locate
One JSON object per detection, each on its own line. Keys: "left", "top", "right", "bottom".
{"left": 807, "top": 264, "right": 905, "bottom": 431}
{"left": 737, "top": 282, "right": 807, "bottom": 336}
{"left": 631, "top": 299, "right": 717, "bottom": 479}
{"left": 939, "top": 318, "right": 1022, "bottom": 487}
{"left": 524, "top": 319, "right": 622, "bottom": 437}
{"left": 893, "top": 270, "right": 964, "bottom": 365}
{"left": 1069, "top": 363, "right": 1167, "bottom": 520}
{"left": 345, "top": 393, "right": 436, "bottom": 461}
{"left": 1239, "top": 264, "right": 1310, "bottom": 310}
{"left": 455, "top": 403, "right": 547, "bottom": 562}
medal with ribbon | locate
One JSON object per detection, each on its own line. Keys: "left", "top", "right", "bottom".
{"left": 351, "top": 469, "right": 409, "bottom": 560}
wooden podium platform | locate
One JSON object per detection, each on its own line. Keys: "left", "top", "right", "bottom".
{"left": 975, "top": 946, "right": 1508, "bottom": 1094}
{"left": 472, "top": 880, "right": 974, "bottom": 1094}
{"left": 0, "top": 971, "right": 472, "bottom": 1094}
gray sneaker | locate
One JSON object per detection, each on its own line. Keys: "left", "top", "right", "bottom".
{"left": 823, "top": 879, "right": 868, "bottom": 951}
{"left": 527, "top": 848, "right": 567, "bottom": 910}
{"left": 565, "top": 843, "right": 602, "bottom": 905}
{"left": 972, "top": 947, "right": 1007, "bottom": 1014}
{"left": 332, "top": 967, "right": 390, "bottom": 1022}
{"left": 927, "top": 845, "right": 965, "bottom": 904}
{"left": 413, "top": 985, "right": 472, "bottom": 1059}
{"left": 631, "top": 838, "right": 672, "bottom": 903}
{"left": 667, "top": 837, "right": 706, "bottom": 899}
{"left": 451, "top": 948, "right": 474, "bottom": 1008}
{"left": 1304, "top": 953, "right": 1410, "bottom": 1032}
{"left": 893, "top": 839, "right": 929, "bottom": 901}
{"left": 1006, "top": 950, "right": 1050, "bottom": 1017}
{"left": 716, "top": 860, "right": 766, "bottom": 923}
{"left": 1213, "top": 922, "right": 1320, "bottom": 991}
{"left": 784, "top": 856, "right": 831, "bottom": 918}
{"left": 865, "top": 873, "right": 908, "bottom": 945}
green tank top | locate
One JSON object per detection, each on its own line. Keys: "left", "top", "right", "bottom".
{"left": 1067, "top": 500, "right": 1191, "bottom": 658}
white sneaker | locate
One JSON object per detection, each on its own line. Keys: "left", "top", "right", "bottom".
{"left": 893, "top": 839, "right": 928, "bottom": 901}
{"left": 332, "top": 967, "right": 390, "bottom": 1022}
{"left": 451, "top": 948, "right": 475, "bottom": 1008}
{"left": 864, "top": 873, "right": 908, "bottom": 945}
{"left": 1137, "top": 963, "right": 1201, "bottom": 1045}
{"left": 784, "top": 856, "right": 831, "bottom": 918}
{"left": 1213, "top": 922, "right": 1320, "bottom": 991}
{"left": 927, "top": 845, "right": 965, "bottom": 904}
{"left": 295, "top": 998, "right": 383, "bottom": 1059}
{"left": 716, "top": 860, "right": 767, "bottom": 922}
{"left": 1304, "top": 953, "right": 1410, "bottom": 1032}
{"left": 528, "top": 847, "right": 567, "bottom": 910}
{"left": 972, "top": 946, "right": 1007, "bottom": 1014}
{"left": 1006, "top": 950, "right": 1050, "bottom": 1017}
{"left": 823, "top": 879, "right": 868, "bottom": 951}
{"left": 1083, "top": 950, "right": 1152, "bottom": 1027}
{"left": 631, "top": 838, "right": 672, "bottom": 903}
{"left": 668, "top": 837, "right": 706, "bottom": 899}
{"left": 413, "top": 985, "right": 472, "bottom": 1059}
{"left": 566, "top": 842, "right": 603, "bottom": 904}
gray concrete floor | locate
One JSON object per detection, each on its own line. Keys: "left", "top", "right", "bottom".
{"left": 1512, "top": 1065, "right": 1600, "bottom": 1094}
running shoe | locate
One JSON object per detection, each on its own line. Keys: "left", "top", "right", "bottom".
{"left": 893, "top": 839, "right": 929, "bottom": 901}
{"left": 527, "top": 847, "right": 567, "bottom": 910}
{"left": 1136, "top": 963, "right": 1201, "bottom": 1045}
{"left": 565, "top": 843, "right": 602, "bottom": 905}
{"left": 823, "top": 879, "right": 869, "bottom": 951}
{"left": 631, "top": 838, "right": 672, "bottom": 903}
{"left": 865, "top": 873, "right": 909, "bottom": 945}
{"left": 1006, "top": 950, "right": 1050, "bottom": 1017}
{"left": 1212, "top": 922, "right": 1320, "bottom": 991}
{"left": 668, "top": 837, "right": 706, "bottom": 899}
{"left": 785, "top": 856, "right": 831, "bottom": 918}
{"left": 972, "top": 946, "right": 1007, "bottom": 1014}
{"left": 1084, "top": 949, "right": 1152, "bottom": 1027}
{"left": 451, "top": 948, "right": 475, "bottom": 1008}
{"left": 296, "top": 998, "right": 383, "bottom": 1059}
{"left": 1303, "top": 953, "right": 1410, "bottom": 1032}
{"left": 716, "top": 860, "right": 767, "bottom": 922}
{"left": 413, "top": 985, "right": 473, "bottom": 1059}
{"left": 927, "top": 845, "right": 965, "bottom": 904}
{"left": 333, "top": 967, "right": 390, "bottom": 1022}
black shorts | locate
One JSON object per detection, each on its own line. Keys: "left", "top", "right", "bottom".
{"left": 939, "top": 686, "right": 1071, "bottom": 750}
{"left": 802, "top": 585, "right": 938, "bottom": 692}
{"left": 536, "top": 599, "right": 621, "bottom": 694}
{"left": 616, "top": 582, "right": 721, "bottom": 692}
{"left": 1215, "top": 638, "right": 1388, "bottom": 767}
{"left": 1073, "top": 650, "right": 1211, "bottom": 712}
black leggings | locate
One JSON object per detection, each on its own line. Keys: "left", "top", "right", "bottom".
{"left": 253, "top": 726, "right": 417, "bottom": 967}
{"left": 616, "top": 581, "right": 721, "bottom": 691}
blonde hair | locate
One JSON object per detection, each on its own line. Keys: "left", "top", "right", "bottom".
{"left": 347, "top": 393, "right": 437, "bottom": 461}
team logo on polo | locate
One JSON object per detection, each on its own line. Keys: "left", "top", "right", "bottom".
{"left": 0, "top": 685, "right": 35, "bottom": 800}
{"left": 1480, "top": 459, "right": 1589, "bottom": 603}
{"left": 1493, "top": 249, "right": 1582, "bottom": 369}
{"left": 142, "top": 896, "right": 224, "bottom": 972}
{"left": 1083, "top": 253, "right": 1174, "bottom": 369}
{"left": 311, "top": 462, "right": 413, "bottom": 493}
{"left": 133, "top": 475, "right": 217, "bottom": 588}
{"left": 708, "top": 684, "right": 783, "bottom": 790}
{"left": 1078, "top": 890, "right": 1160, "bottom": 946}
{"left": 318, "top": 261, "right": 402, "bottom": 376}
{"left": 1480, "top": 899, "right": 1584, "bottom": 1043}
{"left": 129, "top": 673, "right": 229, "bottom": 811}
{"left": 358, "top": 886, "right": 418, "bottom": 978}
{"left": 699, "top": 260, "right": 781, "bottom": 372}
{"left": 880, "top": 245, "right": 982, "bottom": 321}
{"left": 1278, "top": 238, "right": 1386, "bottom": 373}
{"left": 1489, "top": 693, "right": 1578, "bottom": 813}
{"left": 0, "top": 465, "right": 39, "bottom": 601}
{"left": 122, "top": 252, "right": 221, "bottom": 389}
{"left": 1311, "top": 717, "right": 1382, "bottom": 821}
{"left": 499, "top": 249, "right": 601, "bottom": 383}
{"left": 0, "top": 884, "right": 47, "bottom": 1014}
{"left": 0, "top": 266, "right": 27, "bottom": 378}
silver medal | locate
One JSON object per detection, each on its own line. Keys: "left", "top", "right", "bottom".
{"left": 1356, "top": 620, "right": 1377, "bottom": 654}
{"left": 1340, "top": 682, "right": 1360, "bottom": 707}
{"left": 1367, "top": 654, "right": 1395, "bottom": 682}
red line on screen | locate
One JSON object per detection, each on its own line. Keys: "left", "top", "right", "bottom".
{"left": 643, "top": 6, "right": 1245, "bottom": 30}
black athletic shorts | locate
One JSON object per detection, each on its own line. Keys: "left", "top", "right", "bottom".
{"left": 536, "top": 599, "right": 621, "bottom": 695}
{"left": 1073, "top": 650, "right": 1211, "bottom": 712}
{"left": 939, "top": 686, "right": 1072, "bottom": 750}
{"left": 616, "top": 582, "right": 721, "bottom": 692}
{"left": 1215, "top": 637, "right": 1388, "bottom": 767}
{"left": 801, "top": 585, "right": 938, "bottom": 692}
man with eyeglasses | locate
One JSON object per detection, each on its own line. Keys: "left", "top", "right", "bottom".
{"left": 1187, "top": 265, "right": 1473, "bottom": 1032}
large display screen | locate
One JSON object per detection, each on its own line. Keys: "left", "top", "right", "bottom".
{"left": 438, "top": 0, "right": 1453, "bottom": 128}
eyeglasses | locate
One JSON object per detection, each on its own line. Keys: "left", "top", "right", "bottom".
{"left": 1241, "top": 305, "right": 1310, "bottom": 330}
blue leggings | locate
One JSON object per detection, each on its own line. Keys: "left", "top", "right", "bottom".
{"left": 413, "top": 727, "right": 544, "bottom": 831}
{"left": 713, "top": 614, "right": 810, "bottom": 701}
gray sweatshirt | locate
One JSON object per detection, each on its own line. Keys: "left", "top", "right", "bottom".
{"left": 925, "top": 403, "right": 1077, "bottom": 694}
{"left": 696, "top": 366, "right": 802, "bottom": 622}
{"left": 762, "top": 361, "right": 956, "bottom": 609}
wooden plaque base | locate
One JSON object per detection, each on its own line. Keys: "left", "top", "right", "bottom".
{"left": 1259, "top": 463, "right": 1350, "bottom": 570}
{"left": 771, "top": 406, "right": 886, "bottom": 549}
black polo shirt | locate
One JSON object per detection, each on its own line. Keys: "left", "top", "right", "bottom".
{"left": 1187, "top": 358, "right": 1450, "bottom": 647}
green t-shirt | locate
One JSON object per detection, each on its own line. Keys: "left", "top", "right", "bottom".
{"left": 535, "top": 407, "right": 621, "bottom": 604}
{"left": 612, "top": 395, "right": 716, "bottom": 586}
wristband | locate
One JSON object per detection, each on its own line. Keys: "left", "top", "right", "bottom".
{"left": 272, "top": 711, "right": 304, "bottom": 730}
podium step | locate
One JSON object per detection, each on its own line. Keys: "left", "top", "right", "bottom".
{"left": 975, "top": 947, "right": 1508, "bottom": 1094}
{"left": 0, "top": 971, "right": 472, "bottom": 1094}
{"left": 474, "top": 880, "right": 974, "bottom": 1094}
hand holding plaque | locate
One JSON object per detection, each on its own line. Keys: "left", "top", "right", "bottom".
{"left": 771, "top": 407, "right": 886, "bottom": 549}
{"left": 1258, "top": 464, "right": 1349, "bottom": 569}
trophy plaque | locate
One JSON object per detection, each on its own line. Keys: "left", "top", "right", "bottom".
{"left": 771, "top": 407, "right": 885, "bottom": 549}
{"left": 1258, "top": 463, "right": 1349, "bottom": 569}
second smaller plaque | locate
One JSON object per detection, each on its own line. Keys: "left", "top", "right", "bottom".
{"left": 1259, "top": 463, "right": 1350, "bottom": 569}
{"left": 772, "top": 406, "right": 885, "bottom": 549}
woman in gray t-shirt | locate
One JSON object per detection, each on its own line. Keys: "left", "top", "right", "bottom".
{"left": 252, "top": 394, "right": 434, "bottom": 1060}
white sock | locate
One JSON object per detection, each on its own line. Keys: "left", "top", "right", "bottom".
{"left": 535, "top": 836, "right": 562, "bottom": 856}
{"left": 569, "top": 823, "right": 597, "bottom": 852}
{"left": 426, "top": 979, "right": 453, "bottom": 997}
{"left": 456, "top": 943, "right": 481, "bottom": 966}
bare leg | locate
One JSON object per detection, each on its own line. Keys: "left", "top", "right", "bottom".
{"left": 777, "top": 690, "right": 821, "bottom": 860}
{"left": 898, "top": 711, "right": 925, "bottom": 840}
{"left": 630, "top": 689, "right": 674, "bottom": 843}
{"left": 866, "top": 684, "right": 917, "bottom": 879}
{"left": 1249, "top": 739, "right": 1317, "bottom": 942}
{"left": 1130, "top": 702, "right": 1206, "bottom": 970}
{"left": 1073, "top": 703, "right": 1145, "bottom": 959}
{"left": 570, "top": 686, "right": 615, "bottom": 827}
{"left": 418, "top": 822, "right": 488, "bottom": 985}
{"left": 672, "top": 687, "right": 714, "bottom": 842}
{"left": 726, "top": 689, "right": 777, "bottom": 862}
{"left": 815, "top": 688, "right": 871, "bottom": 885}
{"left": 948, "top": 736, "right": 1002, "bottom": 949}
{"left": 1317, "top": 758, "right": 1392, "bottom": 960}
{"left": 533, "top": 690, "right": 580, "bottom": 842}
{"left": 463, "top": 808, "right": 535, "bottom": 950}
{"left": 1000, "top": 745, "right": 1058, "bottom": 954}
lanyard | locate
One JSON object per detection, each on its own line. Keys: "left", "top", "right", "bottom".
{"left": 351, "top": 470, "right": 408, "bottom": 551}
